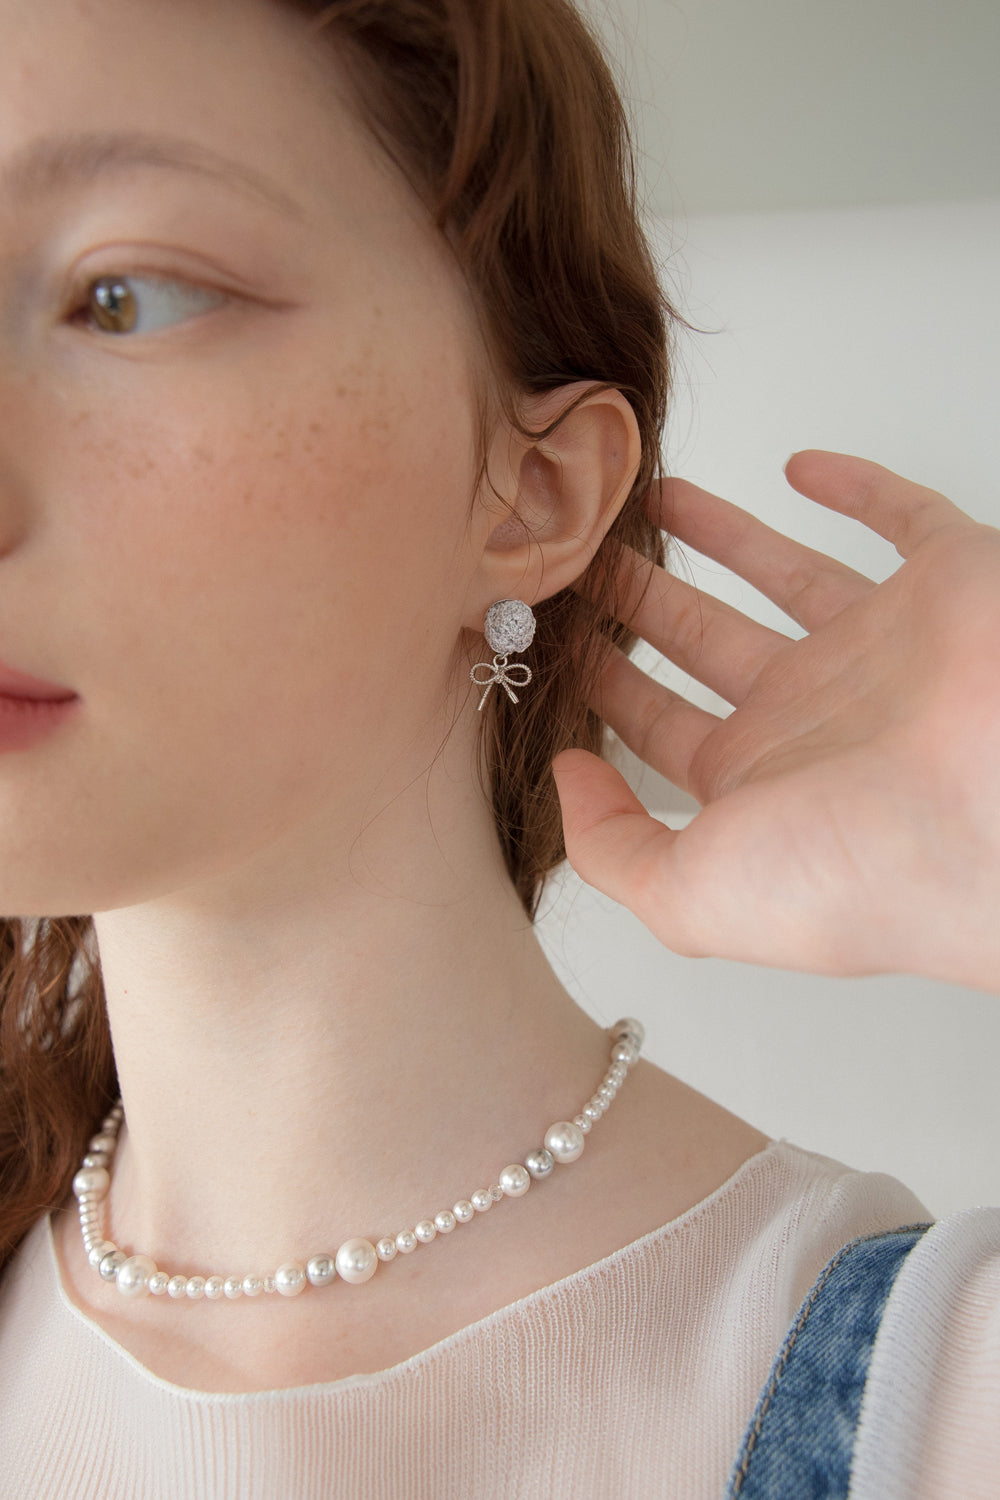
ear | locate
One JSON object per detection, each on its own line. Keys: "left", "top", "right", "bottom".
{"left": 462, "top": 381, "right": 642, "bottom": 630}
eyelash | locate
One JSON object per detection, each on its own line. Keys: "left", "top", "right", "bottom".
{"left": 67, "top": 272, "right": 231, "bottom": 337}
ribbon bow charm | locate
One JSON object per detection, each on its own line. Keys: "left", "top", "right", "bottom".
{"left": 470, "top": 654, "right": 533, "bottom": 712}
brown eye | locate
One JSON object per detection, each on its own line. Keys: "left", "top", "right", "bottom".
{"left": 89, "top": 277, "right": 138, "bottom": 333}
{"left": 75, "top": 274, "right": 228, "bottom": 337}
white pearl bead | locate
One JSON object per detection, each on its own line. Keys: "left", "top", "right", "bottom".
{"left": 149, "top": 1273, "right": 170, "bottom": 1296}
{"left": 453, "top": 1200, "right": 474, "bottom": 1223}
{"left": 434, "top": 1210, "right": 456, "bottom": 1233}
{"left": 186, "top": 1277, "right": 207, "bottom": 1300}
{"left": 611, "top": 1038, "right": 638, "bottom": 1067}
{"left": 167, "top": 1276, "right": 188, "bottom": 1299}
{"left": 489, "top": 1184, "right": 504, "bottom": 1202}
{"left": 499, "top": 1164, "right": 530, "bottom": 1197}
{"left": 73, "top": 1166, "right": 110, "bottom": 1201}
{"left": 306, "top": 1255, "right": 337, "bottom": 1287}
{"left": 274, "top": 1263, "right": 306, "bottom": 1297}
{"left": 583, "top": 1101, "right": 602, "bottom": 1122}
{"left": 116, "top": 1254, "right": 157, "bottom": 1299}
{"left": 470, "top": 1190, "right": 493, "bottom": 1213}
{"left": 204, "top": 1277, "right": 225, "bottom": 1300}
{"left": 545, "top": 1120, "right": 585, "bottom": 1164}
{"left": 395, "top": 1228, "right": 417, "bottom": 1254}
{"left": 223, "top": 1276, "right": 244, "bottom": 1299}
{"left": 89, "top": 1133, "right": 117, "bottom": 1155}
{"left": 574, "top": 1114, "right": 592, "bottom": 1133}
{"left": 414, "top": 1219, "right": 436, "bottom": 1243}
{"left": 242, "top": 1276, "right": 263, "bottom": 1298}
{"left": 376, "top": 1237, "right": 398, "bottom": 1261}
{"left": 335, "top": 1238, "right": 378, "bottom": 1285}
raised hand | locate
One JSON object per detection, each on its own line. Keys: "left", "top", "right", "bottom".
{"left": 552, "top": 450, "right": 1000, "bottom": 992}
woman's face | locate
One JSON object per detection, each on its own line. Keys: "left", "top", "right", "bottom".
{"left": 0, "top": 0, "right": 494, "bottom": 914}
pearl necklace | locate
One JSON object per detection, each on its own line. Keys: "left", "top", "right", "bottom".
{"left": 72, "top": 1016, "right": 644, "bottom": 1303}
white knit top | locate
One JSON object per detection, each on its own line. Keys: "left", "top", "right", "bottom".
{"left": 0, "top": 1141, "right": 932, "bottom": 1499}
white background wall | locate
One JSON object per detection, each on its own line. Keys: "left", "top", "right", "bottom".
{"left": 534, "top": 2, "right": 1000, "bottom": 1218}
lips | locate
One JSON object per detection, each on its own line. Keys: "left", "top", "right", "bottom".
{"left": 0, "top": 659, "right": 77, "bottom": 702}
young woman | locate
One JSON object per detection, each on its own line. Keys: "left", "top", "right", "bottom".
{"left": 0, "top": 1, "right": 996, "bottom": 1495}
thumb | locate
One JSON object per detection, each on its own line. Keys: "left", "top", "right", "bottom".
{"left": 551, "top": 748, "right": 679, "bottom": 913}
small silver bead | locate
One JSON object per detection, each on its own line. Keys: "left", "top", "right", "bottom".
{"left": 99, "top": 1250, "right": 126, "bottom": 1281}
{"left": 306, "top": 1254, "right": 337, "bottom": 1287}
{"left": 434, "top": 1210, "right": 456, "bottom": 1234}
{"left": 574, "top": 1114, "right": 592, "bottom": 1133}
{"left": 525, "top": 1148, "right": 555, "bottom": 1180}
{"left": 489, "top": 1184, "right": 504, "bottom": 1203}
{"left": 149, "top": 1272, "right": 170, "bottom": 1296}
{"left": 395, "top": 1228, "right": 417, "bottom": 1254}
{"left": 204, "top": 1276, "right": 225, "bottom": 1300}
{"left": 167, "top": 1275, "right": 188, "bottom": 1299}
{"left": 262, "top": 1275, "right": 277, "bottom": 1294}
{"left": 376, "top": 1236, "right": 398, "bottom": 1260}
{"left": 223, "top": 1276, "right": 244, "bottom": 1299}
{"left": 274, "top": 1263, "right": 307, "bottom": 1297}
{"left": 498, "top": 1164, "right": 530, "bottom": 1197}
{"left": 611, "top": 1016, "right": 644, "bottom": 1048}
{"left": 89, "top": 1241, "right": 116, "bottom": 1269}
{"left": 544, "top": 1121, "right": 585, "bottom": 1164}
{"left": 241, "top": 1276, "right": 263, "bottom": 1298}
{"left": 453, "top": 1200, "right": 475, "bottom": 1223}
{"left": 470, "top": 1190, "right": 493, "bottom": 1213}
{"left": 187, "top": 1277, "right": 207, "bottom": 1300}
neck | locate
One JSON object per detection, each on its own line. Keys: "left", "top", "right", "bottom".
{"left": 88, "top": 740, "right": 608, "bottom": 1276}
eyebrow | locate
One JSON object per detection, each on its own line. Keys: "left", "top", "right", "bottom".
{"left": 0, "top": 130, "right": 306, "bottom": 220}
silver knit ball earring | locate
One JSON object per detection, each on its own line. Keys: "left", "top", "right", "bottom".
{"left": 470, "top": 599, "right": 537, "bottom": 712}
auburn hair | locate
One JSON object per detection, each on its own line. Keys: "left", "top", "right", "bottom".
{"left": 0, "top": 0, "right": 687, "bottom": 1275}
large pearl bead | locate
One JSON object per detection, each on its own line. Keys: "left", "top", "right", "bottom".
{"left": 116, "top": 1254, "right": 157, "bottom": 1298}
{"left": 545, "top": 1120, "right": 585, "bottom": 1164}
{"left": 335, "top": 1238, "right": 378, "bottom": 1285}
{"left": 73, "top": 1166, "right": 110, "bottom": 1201}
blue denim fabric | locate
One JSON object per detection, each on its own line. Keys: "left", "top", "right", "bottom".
{"left": 726, "top": 1223, "right": 932, "bottom": 1499}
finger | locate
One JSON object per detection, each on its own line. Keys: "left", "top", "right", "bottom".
{"left": 650, "top": 475, "right": 877, "bottom": 632}
{"left": 588, "top": 645, "right": 722, "bottom": 794}
{"left": 552, "top": 748, "right": 684, "bottom": 919}
{"left": 594, "top": 546, "right": 792, "bottom": 705}
{"left": 782, "top": 449, "right": 969, "bottom": 559}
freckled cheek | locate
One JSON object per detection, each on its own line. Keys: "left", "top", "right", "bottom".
{"left": 65, "top": 395, "right": 462, "bottom": 709}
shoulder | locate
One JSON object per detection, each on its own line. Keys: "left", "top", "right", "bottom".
{"left": 851, "top": 1205, "right": 1000, "bottom": 1500}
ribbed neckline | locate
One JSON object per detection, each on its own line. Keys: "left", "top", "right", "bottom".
{"left": 41, "top": 1136, "right": 787, "bottom": 1402}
